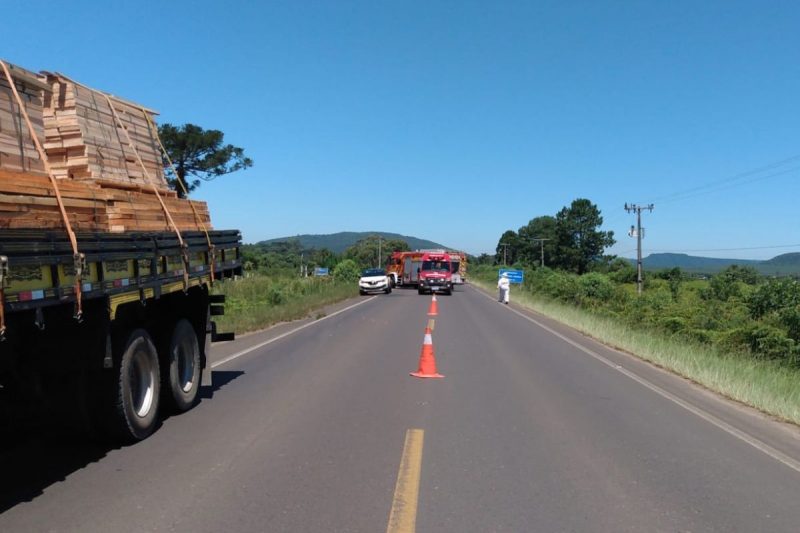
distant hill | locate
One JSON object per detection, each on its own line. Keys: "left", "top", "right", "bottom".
{"left": 256, "top": 232, "right": 447, "bottom": 254}
{"left": 762, "top": 252, "right": 800, "bottom": 267}
{"left": 639, "top": 252, "right": 800, "bottom": 275}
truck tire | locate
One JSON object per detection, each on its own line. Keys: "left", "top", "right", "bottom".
{"left": 110, "top": 329, "right": 161, "bottom": 442}
{"left": 165, "top": 319, "right": 201, "bottom": 412}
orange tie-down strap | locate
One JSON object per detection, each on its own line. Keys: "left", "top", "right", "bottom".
{"left": 98, "top": 91, "right": 191, "bottom": 289}
{"left": 0, "top": 60, "right": 85, "bottom": 319}
{"left": 144, "top": 112, "right": 217, "bottom": 284}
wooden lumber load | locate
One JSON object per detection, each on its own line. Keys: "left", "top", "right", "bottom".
{"left": 0, "top": 59, "right": 242, "bottom": 446}
{"left": 42, "top": 73, "right": 169, "bottom": 192}
{"left": 0, "top": 59, "right": 212, "bottom": 234}
{"left": 0, "top": 169, "right": 211, "bottom": 233}
{"left": 0, "top": 63, "right": 49, "bottom": 175}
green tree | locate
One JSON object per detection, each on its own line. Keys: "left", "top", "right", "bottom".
{"left": 747, "top": 278, "right": 800, "bottom": 319}
{"left": 655, "top": 267, "right": 684, "bottom": 300}
{"left": 495, "top": 230, "right": 521, "bottom": 265}
{"left": 332, "top": 259, "right": 360, "bottom": 283}
{"left": 244, "top": 239, "right": 303, "bottom": 274}
{"left": 517, "top": 216, "right": 557, "bottom": 266}
{"left": 309, "top": 248, "right": 338, "bottom": 270}
{"left": 552, "top": 199, "right": 615, "bottom": 274}
{"left": 577, "top": 272, "right": 615, "bottom": 305}
{"left": 607, "top": 257, "right": 637, "bottom": 283}
{"left": 240, "top": 244, "right": 267, "bottom": 271}
{"left": 159, "top": 123, "right": 253, "bottom": 198}
{"left": 719, "top": 264, "right": 760, "bottom": 285}
{"left": 708, "top": 265, "right": 762, "bottom": 301}
{"left": 343, "top": 235, "right": 409, "bottom": 269}
{"left": 472, "top": 253, "right": 494, "bottom": 266}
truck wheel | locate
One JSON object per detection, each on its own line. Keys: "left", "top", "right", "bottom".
{"left": 165, "top": 319, "right": 201, "bottom": 413}
{"left": 418, "top": 288, "right": 424, "bottom": 295}
{"left": 111, "top": 329, "right": 160, "bottom": 441}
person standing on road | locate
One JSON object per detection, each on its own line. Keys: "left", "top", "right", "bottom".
{"left": 497, "top": 272, "right": 510, "bottom": 304}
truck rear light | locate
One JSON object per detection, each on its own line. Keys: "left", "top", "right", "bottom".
{"left": 19, "top": 290, "right": 45, "bottom": 302}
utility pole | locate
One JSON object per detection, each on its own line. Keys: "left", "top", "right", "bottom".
{"left": 378, "top": 236, "right": 382, "bottom": 268}
{"left": 624, "top": 203, "right": 654, "bottom": 295}
{"left": 499, "top": 242, "right": 510, "bottom": 266}
{"left": 531, "top": 238, "right": 550, "bottom": 268}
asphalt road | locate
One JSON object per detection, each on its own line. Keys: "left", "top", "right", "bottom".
{"left": 3, "top": 284, "right": 800, "bottom": 532}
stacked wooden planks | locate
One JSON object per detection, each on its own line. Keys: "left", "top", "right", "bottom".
{"left": 0, "top": 64, "right": 49, "bottom": 175}
{"left": 43, "top": 73, "right": 168, "bottom": 191}
{"left": 0, "top": 169, "right": 211, "bottom": 232}
{"left": 0, "top": 60, "right": 212, "bottom": 234}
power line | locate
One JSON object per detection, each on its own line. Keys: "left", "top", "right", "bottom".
{"left": 647, "top": 153, "right": 800, "bottom": 204}
{"left": 601, "top": 153, "right": 800, "bottom": 228}
{"left": 655, "top": 166, "right": 800, "bottom": 205}
{"left": 642, "top": 243, "right": 800, "bottom": 253}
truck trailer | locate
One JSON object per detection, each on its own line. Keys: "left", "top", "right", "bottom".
{"left": 385, "top": 251, "right": 425, "bottom": 287}
{"left": 0, "top": 60, "right": 241, "bottom": 441}
{"left": 0, "top": 228, "right": 241, "bottom": 441}
{"left": 447, "top": 250, "right": 467, "bottom": 284}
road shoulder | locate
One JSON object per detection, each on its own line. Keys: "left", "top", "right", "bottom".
{"left": 467, "top": 282, "right": 800, "bottom": 469}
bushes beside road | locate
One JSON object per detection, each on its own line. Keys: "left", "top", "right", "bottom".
{"left": 211, "top": 274, "right": 359, "bottom": 334}
{"left": 471, "top": 264, "right": 800, "bottom": 424}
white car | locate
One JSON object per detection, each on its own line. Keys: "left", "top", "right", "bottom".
{"left": 359, "top": 268, "right": 392, "bottom": 295}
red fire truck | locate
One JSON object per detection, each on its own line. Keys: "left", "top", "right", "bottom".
{"left": 447, "top": 250, "right": 467, "bottom": 284}
{"left": 386, "top": 251, "right": 425, "bottom": 287}
{"left": 417, "top": 251, "right": 453, "bottom": 295}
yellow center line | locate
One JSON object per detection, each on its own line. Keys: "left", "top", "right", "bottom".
{"left": 427, "top": 318, "right": 435, "bottom": 331}
{"left": 386, "top": 429, "right": 425, "bottom": 533}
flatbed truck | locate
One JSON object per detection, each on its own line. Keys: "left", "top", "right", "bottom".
{"left": 0, "top": 228, "right": 241, "bottom": 441}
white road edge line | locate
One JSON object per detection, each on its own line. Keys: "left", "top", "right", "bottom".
{"left": 211, "top": 296, "right": 378, "bottom": 369}
{"left": 471, "top": 285, "right": 800, "bottom": 475}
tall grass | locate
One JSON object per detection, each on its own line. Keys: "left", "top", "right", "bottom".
{"left": 472, "top": 277, "right": 800, "bottom": 425}
{"left": 211, "top": 274, "right": 358, "bottom": 335}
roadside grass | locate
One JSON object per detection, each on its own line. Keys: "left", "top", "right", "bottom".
{"left": 472, "top": 278, "right": 800, "bottom": 425}
{"left": 211, "top": 274, "right": 359, "bottom": 335}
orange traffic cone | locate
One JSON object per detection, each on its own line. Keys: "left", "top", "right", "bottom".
{"left": 411, "top": 326, "right": 444, "bottom": 379}
{"left": 427, "top": 294, "right": 439, "bottom": 316}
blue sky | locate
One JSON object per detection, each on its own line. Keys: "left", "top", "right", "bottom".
{"left": 4, "top": 1, "right": 798, "bottom": 259}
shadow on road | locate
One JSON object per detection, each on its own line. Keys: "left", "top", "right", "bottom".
{"left": 0, "top": 422, "right": 115, "bottom": 513}
{"left": 200, "top": 369, "right": 244, "bottom": 399}
{"left": 0, "top": 369, "right": 244, "bottom": 513}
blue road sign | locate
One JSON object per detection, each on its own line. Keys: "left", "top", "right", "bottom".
{"left": 314, "top": 267, "right": 330, "bottom": 276}
{"left": 499, "top": 268, "right": 524, "bottom": 284}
